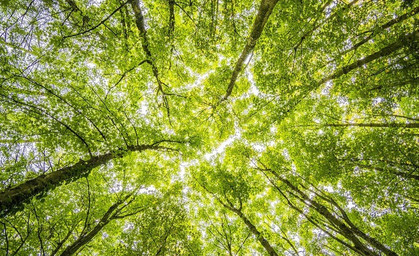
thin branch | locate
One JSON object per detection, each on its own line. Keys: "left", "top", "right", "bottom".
{"left": 63, "top": 0, "right": 132, "bottom": 39}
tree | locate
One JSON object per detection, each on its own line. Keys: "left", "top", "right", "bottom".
{"left": 1, "top": 0, "right": 417, "bottom": 255}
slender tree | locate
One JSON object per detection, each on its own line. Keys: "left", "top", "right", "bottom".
{"left": 0, "top": 0, "right": 417, "bottom": 254}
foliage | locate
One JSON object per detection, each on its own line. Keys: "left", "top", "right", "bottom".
{"left": 0, "top": 0, "right": 418, "bottom": 255}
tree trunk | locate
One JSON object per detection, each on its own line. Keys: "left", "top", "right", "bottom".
{"left": 324, "top": 122, "right": 419, "bottom": 129}
{"left": 168, "top": 0, "right": 175, "bottom": 39}
{"left": 59, "top": 199, "right": 123, "bottom": 255}
{"left": 357, "top": 164, "right": 419, "bottom": 181}
{"left": 319, "top": 30, "right": 418, "bottom": 85}
{"left": 267, "top": 169, "right": 398, "bottom": 256}
{"left": 222, "top": 0, "right": 279, "bottom": 101}
{"left": 0, "top": 143, "right": 172, "bottom": 217}
{"left": 276, "top": 175, "right": 378, "bottom": 256}
{"left": 130, "top": 0, "right": 164, "bottom": 92}
{"left": 199, "top": 181, "right": 279, "bottom": 256}
{"left": 230, "top": 207, "right": 279, "bottom": 256}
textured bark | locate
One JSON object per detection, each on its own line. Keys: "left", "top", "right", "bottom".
{"left": 168, "top": 0, "right": 175, "bottom": 39}
{"left": 267, "top": 169, "right": 398, "bottom": 256}
{"left": 199, "top": 181, "right": 279, "bottom": 256}
{"left": 130, "top": 0, "right": 164, "bottom": 92}
{"left": 230, "top": 207, "right": 279, "bottom": 256}
{"left": 357, "top": 164, "right": 419, "bottom": 181}
{"left": 319, "top": 30, "right": 418, "bottom": 85}
{"left": 325, "top": 122, "right": 419, "bottom": 129}
{"left": 0, "top": 143, "right": 172, "bottom": 217}
{"left": 59, "top": 199, "right": 124, "bottom": 255}
{"left": 222, "top": 0, "right": 279, "bottom": 101}
{"left": 341, "top": 6, "right": 419, "bottom": 56}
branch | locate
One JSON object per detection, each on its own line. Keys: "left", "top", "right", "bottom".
{"left": 63, "top": 0, "right": 132, "bottom": 39}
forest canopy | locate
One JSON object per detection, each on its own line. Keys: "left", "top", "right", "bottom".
{"left": 0, "top": 0, "right": 418, "bottom": 255}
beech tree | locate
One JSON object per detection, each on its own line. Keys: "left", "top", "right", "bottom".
{"left": 0, "top": 0, "right": 418, "bottom": 255}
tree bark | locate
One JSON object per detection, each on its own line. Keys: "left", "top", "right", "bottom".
{"left": 266, "top": 169, "right": 398, "bottom": 256}
{"left": 319, "top": 30, "right": 418, "bottom": 85}
{"left": 222, "top": 0, "right": 279, "bottom": 101}
{"left": 230, "top": 207, "right": 279, "bottom": 256}
{"left": 357, "top": 164, "right": 419, "bottom": 181}
{"left": 324, "top": 122, "right": 419, "bottom": 129}
{"left": 130, "top": 0, "right": 164, "bottom": 93}
{"left": 59, "top": 198, "right": 126, "bottom": 255}
{"left": 198, "top": 181, "right": 279, "bottom": 256}
{"left": 340, "top": 6, "right": 419, "bottom": 56}
{"left": 168, "top": 0, "right": 175, "bottom": 39}
{"left": 0, "top": 142, "right": 175, "bottom": 217}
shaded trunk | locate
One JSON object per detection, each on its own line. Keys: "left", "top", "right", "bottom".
{"left": 319, "top": 30, "right": 418, "bottom": 85}
{"left": 324, "top": 122, "right": 419, "bottom": 129}
{"left": 222, "top": 0, "right": 279, "bottom": 101}
{"left": 130, "top": 0, "right": 173, "bottom": 118}
{"left": 230, "top": 207, "right": 279, "bottom": 256}
{"left": 168, "top": 0, "right": 175, "bottom": 39}
{"left": 198, "top": 181, "right": 279, "bottom": 256}
{"left": 340, "top": 6, "right": 419, "bottom": 56}
{"left": 275, "top": 175, "right": 378, "bottom": 256}
{"left": 130, "top": 0, "right": 164, "bottom": 92}
{"left": 0, "top": 143, "right": 170, "bottom": 217}
{"left": 51, "top": 228, "right": 73, "bottom": 256}
{"left": 266, "top": 169, "right": 398, "bottom": 256}
{"left": 59, "top": 200, "right": 123, "bottom": 255}
{"left": 357, "top": 164, "right": 419, "bottom": 181}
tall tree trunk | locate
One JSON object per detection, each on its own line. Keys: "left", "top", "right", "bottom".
{"left": 199, "top": 181, "right": 279, "bottom": 256}
{"left": 230, "top": 207, "right": 279, "bottom": 256}
{"left": 265, "top": 168, "right": 398, "bottom": 256}
{"left": 168, "top": 0, "right": 175, "bottom": 39}
{"left": 59, "top": 197, "right": 128, "bottom": 255}
{"left": 318, "top": 30, "right": 418, "bottom": 85}
{"left": 356, "top": 164, "right": 419, "bottom": 181}
{"left": 222, "top": 0, "right": 279, "bottom": 101}
{"left": 340, "top": 6, "right": 419, "bottom": 56}
{"left": 324, "top": 122, "right": 419, "bottom": 129}
{"left": 130, "top": 0, "right": 164, "bottom": 93}
{"left": 130, "top": 0, "right": 173, "bottom": 118}
{"left": 0, "top": 142, "right": 176, "bottom": 217}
